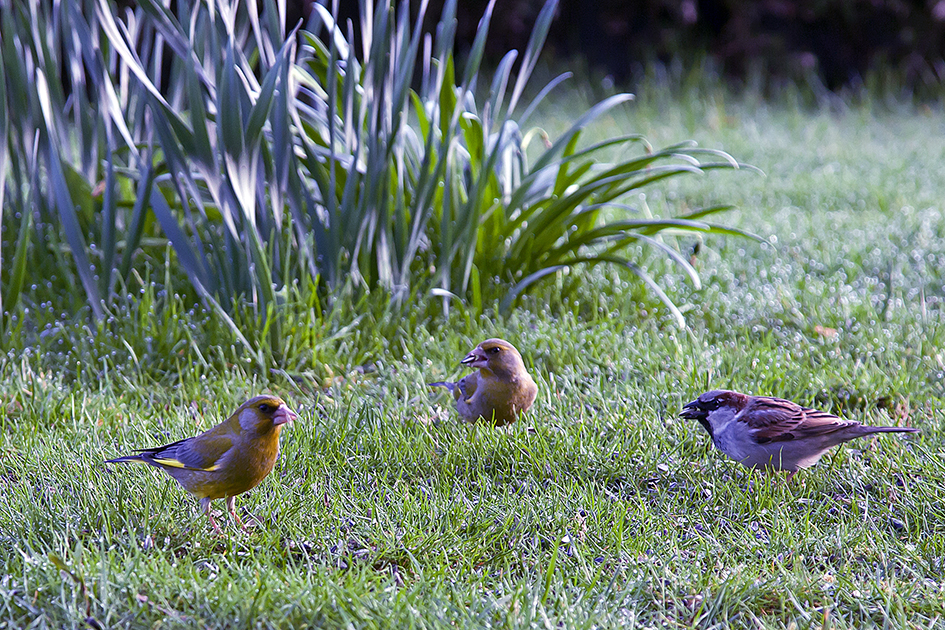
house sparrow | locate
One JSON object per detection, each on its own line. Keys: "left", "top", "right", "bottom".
{"left": 680, "top": 389, "right": 918, "bottom": 481}
{"left": 106, "top": 395, "right": 298, "bottom": 533}
{"left": 429, "top": 338, "right": 538, "bottom": 426}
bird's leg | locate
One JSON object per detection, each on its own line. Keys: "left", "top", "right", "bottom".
{"left": 226, "top": 496, "right": 248, "bottom": 531}
{"left": 201, "top": 498, "right": 223, "bottom": 535}
{"left": 785, "top": 469, "right": 798, "bottom": 484}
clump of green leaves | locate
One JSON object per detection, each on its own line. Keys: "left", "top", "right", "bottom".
{"left": 296, "top": 0, "right": 759, "bottom": 323}
{"left": 0, "top": 0, "right": 756, "bottom": 360}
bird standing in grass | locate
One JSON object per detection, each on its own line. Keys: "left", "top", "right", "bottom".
{"left": 429, "top": 338, "right": 538, "bottom": 426}
{"left": 680, "top": 389, "right": 919, "bottom": 481}
{"left": 106, "top": 395, "right": 298, "bottom": 533}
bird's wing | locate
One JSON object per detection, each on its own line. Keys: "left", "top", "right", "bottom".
{"left": 745, "top": 396, "right": 851, "bottom": 444}
{"left": 140, "top": 425, "right": 236, "bottom": 472}
{"left": 428, "top": 381, "right": 456, "bottom": 392}
{"left": 429, "top": 380, "right": 467, "bottom": 403}
{"left": 457, "top": 373, "right": 477, "bottom": 402}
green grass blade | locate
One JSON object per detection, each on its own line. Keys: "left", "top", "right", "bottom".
{"left": 219, "top": 44, "right": 246, "bottom": 169}
{"left": 190, "top": 275, "right": 264, "bottom": 369}
{"left": 618, "top": 232, "right": 701, "bottom": 289}
{"left": 506, "top": 0, "right": 557, "bottom": 116}
{"left": 620, "top": 260, "right": 686, "bottom": 328}
{"left": 483, "top": 50, "right": 517, "bottom": 130}
{"left": 99, "top": 130, "right": 118, "bottom": 298}
{"left": 146, "top": 184, "right": 210, "bottom": 293}
{"left": 45, "top": 141, "right": 105, "bottom": 319}
{"left": 118, "top": 160, "right": 155, "bottom": 284}
{"left": 3, "top": 199, "right": 32, "bottom": 318}
{"left": 676, "top": 204, "right": 736, "bottom": 221}
{"left": 94, "top": 0, "right": 196, "bottom": 151}
{"left": 246, "top": 36, "right": 293, "bottom": 148}
{"left": 131, "top": 0, "right": 205, "bottom": 83}
{"left": 518, "top": 72, "right": 572, "bottom": 127}
{"left": 461, "top": 0, "right": 495, "bottom": 88}
{"left": 692, "top": 222, "right": 767, "bottom": 242}
{"left": 185, "top": 62, "right": 214, "bottom": 168}
{"left": 35, "top": 67, "right": 105, "bottom": 319}
{"left": 499, "top": 264, "right": 566, "bottom": 313}
{"left": 0, "top": 46, "right": 7, "bottom": 317}
{"left": 570, "top": 255, "right": 687, "bottom": 327}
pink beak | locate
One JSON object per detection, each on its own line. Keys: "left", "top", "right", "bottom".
{"left": 461, "top": 347, "right": 488, "bottom": 369}
{"left": 273, "top": 404, "right": 298, "bottom": 426}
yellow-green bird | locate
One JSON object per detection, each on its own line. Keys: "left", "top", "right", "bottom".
{"left": 106, "top": 395, "right": 298, "bottom": 533}
{"left": 429, "top": 338, "right": 538, "bottom": 427}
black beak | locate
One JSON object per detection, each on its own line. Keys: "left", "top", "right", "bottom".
{"left": 461, "top": 349, "right": 486, "bottom": 366}
{"left": 679, "top": 399, "right": 704, "bottom": 420}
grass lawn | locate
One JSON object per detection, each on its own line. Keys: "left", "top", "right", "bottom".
{"left": 3, "top": 84, "right": 945, "bottom": 628}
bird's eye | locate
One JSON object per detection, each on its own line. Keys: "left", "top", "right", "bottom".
{"left": 488, "top": 347, "right": 501, "bottom": 354}
{"left": 258, "top": 403, "right": 271, "bottom": 413}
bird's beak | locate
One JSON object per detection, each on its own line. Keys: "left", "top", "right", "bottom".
{"left": 461, "top": 348, "right": 488, "bottom": 369}
{"left": 679, "top": 399, "right": 703, "bottom": 420}
{"left": 273, "top": 404, "right": 298, "bottom": 426}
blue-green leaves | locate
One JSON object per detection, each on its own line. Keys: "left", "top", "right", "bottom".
{"left": 0, "top": 0, "right": 755, "bottom": 355}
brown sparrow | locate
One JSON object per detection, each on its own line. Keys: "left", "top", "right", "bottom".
{"left": 429, "top": 338, "right": 538, "bottom": 426}
{"left": 680, "top": 389, "right": 919, "bottom": 481}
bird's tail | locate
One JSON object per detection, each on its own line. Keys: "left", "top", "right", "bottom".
{"left": 863, "top": 426, "right": 920, "bottom": 435}
{"left": 104, "top": 453, "right": 147, "bottom": 465}
{"left": 428, "top": 381, "right": 456, "bottom": 392}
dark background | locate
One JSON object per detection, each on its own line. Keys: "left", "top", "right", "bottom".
{"left": 290, "top": 0, "right": 945, "bottom": 92}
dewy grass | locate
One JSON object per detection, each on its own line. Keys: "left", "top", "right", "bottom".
{"left": 3, "top": 88, "right": 945, "bottom": 627}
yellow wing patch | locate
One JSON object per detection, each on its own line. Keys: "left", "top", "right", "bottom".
{"left": 152, "top": 457, "right": 222, "bottom": 472}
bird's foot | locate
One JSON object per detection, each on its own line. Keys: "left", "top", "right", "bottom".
{"left": 207, "top": 514, "right": 224, "bottom": 536}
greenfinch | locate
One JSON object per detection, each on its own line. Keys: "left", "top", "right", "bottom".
{"left": 106, "top": 395, "right": 298, "bottom": 533}
{"left": 429, "top": 338, "right": 538, "bottom": 426}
